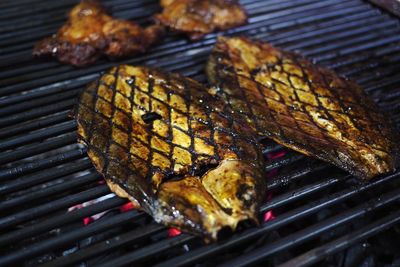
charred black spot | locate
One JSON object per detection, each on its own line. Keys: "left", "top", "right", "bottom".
{"left": 125, "top": 77, "right": 135, "bottom": 85}
{"left": 374, "top": 154, "right": 384, "bottom": 163}
{"left": 222, "top": 207, "right": 232, "bottom": 216}
{"left": 250, "top": 67, "right": 262, "bottom": 76}
{"left": 163, "top": 172, "right": 186, "bottom": 182}
{"left": 162, "top": 162, "right": 219, "bottom": 184}
{"left": 141, "top": 112, "right": 162, "bottom": 124}
{"left": 217, "top": 226, "right": 233, "bottom": 241}
{"left": 192, "top": 162, "right": 219, "bottom": 177}
{"left": 237, "top": 218, "right": 256, "bottom": 230}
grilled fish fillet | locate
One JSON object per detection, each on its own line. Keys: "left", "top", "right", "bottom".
{"left": 155, "top": 0, "right": 247, "bottom": 40}
{"left": 33, "top": 0, "right": 163, "bottom": 66}
{"left": 206, "top": 36, "right": 400, "bottom": 179}
{"left": 76, "top": 65, "right": 266, "bottom": 240}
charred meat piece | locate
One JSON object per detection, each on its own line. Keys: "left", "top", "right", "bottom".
{"left": 207, "top": 37, "right": 400, "bottom": 179}
{"left": 155, "top": 0, "right": 247, "bottom": 40}
{"left": 75, "top": 65, "right": 266, "bottom": 240}
{"left": 33, "top": 0, "right": 164, "bottom": 66}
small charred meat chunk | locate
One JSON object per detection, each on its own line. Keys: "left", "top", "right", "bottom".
{"left": 207, "top": 37, "right": 400, "bottom": 179}
{"left": 76, "top": 65, "right": 266, "bottom": 240}
{"left": 33, "top": 0, "right": 164, "bottom": 66}
{"left": 155, "top": 0, "right": 247, "bottom": 40}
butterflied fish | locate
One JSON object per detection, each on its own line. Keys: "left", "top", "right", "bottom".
{"left": 75, "top": 65, "right": 266, "bottom": 240}
{"left": 206, "top": 36, "right": 399, "bottom": 179}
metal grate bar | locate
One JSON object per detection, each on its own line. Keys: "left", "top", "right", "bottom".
{"left": 0, "top": 133, "right": 76, "bottom": 165}
{"left": 0, "top": 0, "right": 357, "bottom": 81}
{"left": 0, "top": 0, "right": 355, "bottom": 58}
{"left": 0, "top": 211, "right": 145, "bottom": 266}
{"left": 0, "top": 165, "right": 350, "bottom": 267}
{"left": 0, "top": 1, "right": 156, "bottom": 34}
{"left": 51, "top": 170, "right": 396, "bottom": 267}
{"left": 153, "top": 172, "right": 399, "bottom": 267}
{"left": 97, "top": 234, "right": 194, "bottom": 267}
{"left": 43, "top": 176, "right": 342, "bottom": 267}
{"left": 0, "top": 0, "right": 394, "bottom": 199}
{"left": 47, "top": 176, "right": 346, "bottom": 267}
{"left": 0, "top": 172, "right": 100, "bottom": 212}
{"left": 3, "top": 39, "right": 394, "bottom": 161}
{"left": 0, "top": 197, "right": 126, "bottom": 246}
{"left": 0, "top": 0, "right": 254, "bottom": 56}
{"left": 0, "top": 0, "right": 157, "bottom": 31}
{"left": 265, "top": 153, "right": 305, "bottom": 171}
{"left": 266, "top": 162, "right": 329, "bottom": 190}
{"left": 0, "top": 0, "right": 49, "bottom": 9}
{"left": 0, "top": 111, "right": 69, "bottom": 139}
{"left": 0, "top": 121, "right": 76, "bottom": 151}
{"left": 0, "top": 0, "right": 119, "bottom": 31}
{"left": 0, "top": 1, "right": 79, "bottom": 20}
{"left": 0, "top": 0, "right": 285, "bottom": 37}
{"left": 270, "top": 11, "right": 384, "bottom": 44}
{"left": 1, "top": 142, "right": 390, "bottom": 266}
{"left": 0, "top": 89, "right": 78, "bottom": 117}
{"left": 0, "top": 6, "right": 380, "bottom": 103}
{"left": 0, "top": 148, "right": 86, "bottom": 180}
{"left": 306, "top": 34, "right": 400, "bottom": 58}
{"left": 286, "top": 21, "right": 397, "bottom": 51}
{"left": 0, "top": 99, "right": 75, "bottom": 128}
{"left": 0, "top": 185, "right": 110, "bottom": 231}
{"left": 218, "top": 187, "right": 400, "bottom": 267}
{"left": 0, "top": 159, "right": 92, "bottom": 195}
{"left": 0, "top": 5, "right": 376, "bottom": 100}
{"left": 278, "top": 210, "right": 400, "bottom": 267}
{"left": 0, "top": 79, "right": 92, "bottom": 107}
{"left": 41, "top": 224, "right": 166, "bottom": 267}
{"left": 1, "top": 0, "right": 400, "bottom": 265}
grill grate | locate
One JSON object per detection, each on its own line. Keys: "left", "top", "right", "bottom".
{"left": 1, "top": 0, "right": 400, "bottom": 266}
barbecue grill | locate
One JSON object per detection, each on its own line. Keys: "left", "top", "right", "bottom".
{"left": 1, "top": 0, "right": 400, "bottom": 266}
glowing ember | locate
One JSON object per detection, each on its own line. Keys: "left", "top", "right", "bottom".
{"left": 168, "top": 228, "right": 182, "bottom": 237}
{"left": 83, "top": 217, "right": 93, "bottom": 225}
{"left": 268, "top": 150, "right": 286, "bottom": 160}
{"left": 68, "top": 193, "right": 114, "bottom": 225}
{"left": 263, "top": 210, "right": 276, "bottom": 222}
{"left": 263, "top": 150, "right": 286, "bottom": 223}
{"left": 119, "top": 202, "right": 135, "bottom": 212}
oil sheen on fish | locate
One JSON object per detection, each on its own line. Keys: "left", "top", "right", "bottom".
{"left": 206, "top": 36, "right": 399, "bottom": 179}
{"left": 75, "top": 65, "right": 266, "bottom": 240}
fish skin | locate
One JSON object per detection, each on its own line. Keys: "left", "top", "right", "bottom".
{"left": 206, "top": 36, "right": 400, "bottom": 179}
{"left": 75, "top": 65, "right": 266, "bottom": 240}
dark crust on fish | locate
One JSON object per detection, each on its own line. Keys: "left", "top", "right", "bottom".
{"left": 154, "top": 0, "right": 247, "bottom": 40}
{"left": 33, "top": 0, "right": 164, "bottom": 66}
{"left": 75, "top": 65, "right": 266, "bottom": 240}
{"left": 206, "top": 36, "right": 400, "bottom": 179}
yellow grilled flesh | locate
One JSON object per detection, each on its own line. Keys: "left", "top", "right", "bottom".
{"left": 206, "top": 37, "right": 400, "bottom": 179}
{"left": 76, "top": 65, "right": 266, "bottom": 240}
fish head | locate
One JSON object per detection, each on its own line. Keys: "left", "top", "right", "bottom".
{"left": 154, "top": 159, "right": 265, "bottom": 241}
